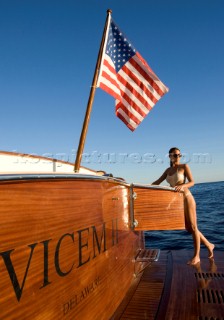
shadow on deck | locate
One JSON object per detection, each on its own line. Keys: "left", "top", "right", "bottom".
{"left": 113, "top": 249, "right": 224, "bottom": 319}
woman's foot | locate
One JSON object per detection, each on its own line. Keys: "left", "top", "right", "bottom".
{"left": 208, "top": 243, "right": 215, "bottom": 259}
{"left": 187, "top": 256, "right": 200, "bottom": 265}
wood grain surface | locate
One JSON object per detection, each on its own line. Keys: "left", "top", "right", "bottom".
{"left": 0, "top": 177, "right": 186, "bottom": 319}
{"left": 0, "top": 177, "right": 143, "bottom": 320}
{"left": 133, "top": 186, "right": 185, "bottom": 230}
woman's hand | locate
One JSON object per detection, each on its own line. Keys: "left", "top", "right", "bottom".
{"left": 174, "top": 185, "right": 185, "bottom": 192}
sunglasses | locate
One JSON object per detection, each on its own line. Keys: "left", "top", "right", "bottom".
{"left": 170, "top": 153, "right": 182, "bottom": 158}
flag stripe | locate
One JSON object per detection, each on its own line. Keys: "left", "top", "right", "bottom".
{"left": 116, "top": 106, "right": 138, "bottom": 131}
{"left": 129, "top": 58, "right": 164, "bottom": 97}
{"left": 135, "top": 52, "right": 169, "bottom": 94}
{"left": 132, "top": 53, "right": 168, "bottom": 96}
{"left": 115, "top": 97, "right": 145, "bottom": 122}
{"left": 117, "top": 77, "right": 151, "bottom": 116}
{"left": 116, "top": 102, "right": 142, "bottom": 125}
{"left": 99, "top": 57, "right": 121, "bottom": 100}
{"left": 123, "top": 61, "right": 161, "bottom": 102}
{"left": 99, "top": 81, "right": 121, "bottom": 101}
{"left": 102, "top": 57, "right": 119, "bottom": 89}
{"left": 119, "top": 65, "right": 158, "bottom": 106}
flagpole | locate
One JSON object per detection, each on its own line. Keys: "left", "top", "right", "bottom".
{"left": 74, "top": 9, "right": 112, "bottom": 172}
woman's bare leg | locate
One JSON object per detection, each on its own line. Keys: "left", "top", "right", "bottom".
{"left": 189, "top": 229, "right": 201, "bottom": 265}
{"left": 184, "top": 190, "right": 201, "bottom": 265}
{"left": 198, "top": 231, "right": 215, "bottom": 258}
{"left": 184, "top": 189, "right": 214, "bottom": 263}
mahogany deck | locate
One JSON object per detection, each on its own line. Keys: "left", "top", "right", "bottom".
{"left": 113, "top": 249, "right": 224, "bottom": 319}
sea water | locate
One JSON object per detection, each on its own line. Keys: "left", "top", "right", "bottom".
{"left": 145, "top": 181, "right": 224, "bottom": 251}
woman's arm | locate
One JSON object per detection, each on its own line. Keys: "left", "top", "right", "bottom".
{"left": 151, "top": 169, "right": 168, "bottom": 185}
{"left": 183, "top": 164, "right": 195, "bottom": 188}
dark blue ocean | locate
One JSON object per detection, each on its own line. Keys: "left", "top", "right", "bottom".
{"left": 145, "top": 181, "right": 224, "bottom": 251}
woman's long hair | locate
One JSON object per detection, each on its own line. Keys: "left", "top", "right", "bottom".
{"left": 169, "top": 147, "right": 180, "bottom": 167}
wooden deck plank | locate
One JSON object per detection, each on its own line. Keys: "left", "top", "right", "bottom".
{"left": 113, "top": 251, "right": 168, "bottom": 319}
{"left": 113, "top": 249, "right": 224, "bottom": 319}
{"left": 158, "top": 250, "right": 224, "bottom": 320}
{"left": 159, "top": 250, "right": 199, "bottom": 320}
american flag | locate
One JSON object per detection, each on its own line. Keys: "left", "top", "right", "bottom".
{"left": 97, "top": 18, "right": 169, "bottom": 131}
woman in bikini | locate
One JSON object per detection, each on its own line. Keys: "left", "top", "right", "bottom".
{"left": 152, "top": 147, "right": 214, "bottom": 265}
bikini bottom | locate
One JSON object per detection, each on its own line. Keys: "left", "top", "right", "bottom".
{"left": 184, "top": 190, "right": 192, "bottom": 197}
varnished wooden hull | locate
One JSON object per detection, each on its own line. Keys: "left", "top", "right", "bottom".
{"left": 0, "top": 174, "right": 185, "bottom": 319}
{"left": 0, "top": 175, "right": 144, "bottom": 319}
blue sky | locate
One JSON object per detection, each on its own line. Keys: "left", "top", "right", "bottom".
{"left": 1, "top": 0, "right": 224, "bottom": 184}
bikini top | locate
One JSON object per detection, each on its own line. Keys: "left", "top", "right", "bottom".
{"left": 166, "top": 168, "right": 185, "bottom": 187}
